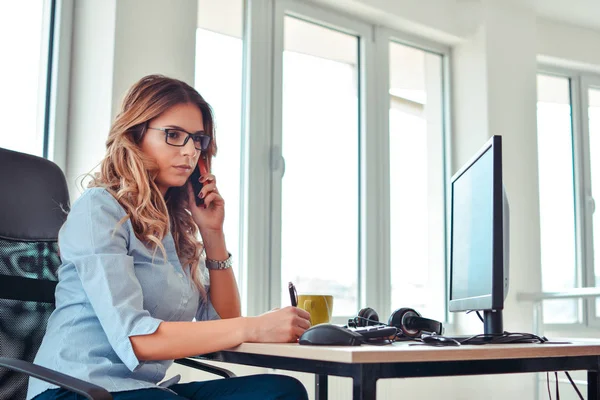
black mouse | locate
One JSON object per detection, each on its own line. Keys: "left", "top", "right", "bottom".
{"left": 299, "top": 324, "right": 363, "bottom": 346}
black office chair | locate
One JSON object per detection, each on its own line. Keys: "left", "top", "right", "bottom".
{"left": 0, "top": 147, "right": 233, "bottom": 400}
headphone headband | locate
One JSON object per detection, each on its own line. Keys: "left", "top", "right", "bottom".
{"left": 347, "top": 315, "right": 385, "bottom": 328}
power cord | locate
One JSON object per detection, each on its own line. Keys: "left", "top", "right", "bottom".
{"left": 465, "top": 310, "right": 484, "bottom": 323}
{"left": 458, "top": 331, "right": 548, "bottom": 345}
{"left": 546, "top": 371, "right": 584, "bottom": 400}
{"left": 464, "top": 311, "right": 582, "bottom": 399}
{"left": 564, "top": 371, "right": 584, "bottom": 399}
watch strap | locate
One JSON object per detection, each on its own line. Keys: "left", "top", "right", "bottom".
{"left": 205, "top": 252, "right": 233, "bottom": 270}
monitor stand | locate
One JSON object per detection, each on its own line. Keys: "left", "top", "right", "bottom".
{"left": 443, "top": 310, "right": 504, "bottom": 344}
{"left": 484, "top": 309, "right": 503, "bottom": 335}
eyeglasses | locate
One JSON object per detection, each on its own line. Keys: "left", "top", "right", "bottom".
{"left": 148, "top": 127, "right": 211, "bottom": 151}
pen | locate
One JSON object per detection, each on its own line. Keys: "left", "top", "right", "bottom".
{"left": 288, "top": 282, "right": 297, "bottom": 307}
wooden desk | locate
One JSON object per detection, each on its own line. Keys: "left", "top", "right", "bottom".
{"left": 198, "top": 341, "right": 600, "bottom": 400}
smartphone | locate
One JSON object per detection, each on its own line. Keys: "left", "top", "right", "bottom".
{"left": 190, "top": 154, "right": 208, "bottom": 206}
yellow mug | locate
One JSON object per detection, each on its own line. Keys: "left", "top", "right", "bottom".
{"left": 297, "top": 294, "right": 333, "bottom": 325}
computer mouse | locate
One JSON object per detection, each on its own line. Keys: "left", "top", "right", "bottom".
{"left": 421, "top": 335, "right": 461, "bottom": 347}
{"left": 299, "top": 324, "right": 363, "bottom": 346}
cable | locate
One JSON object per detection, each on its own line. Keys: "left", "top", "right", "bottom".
{"left": 476, "top": 311, "right": 484, "bottom": 323}
{"left": 347, "top": 315, "right": 387, "bottom": 328}
{"left": 437, "top": 310, "right": 582, "bottom": 399}
{"left": 564, "top": 372, "right": 584, "bottom": 400}
{"left": 544, "top": 368, "right": 584, "bottom": 400}
{"left": 450, "top": 331, "right": 547, "bottom": 345}
{"left": 459, "top": 312, "right": 548, "bottom": 345}
{"left": 466, "top": 310, "right": 485, "bottom": 323}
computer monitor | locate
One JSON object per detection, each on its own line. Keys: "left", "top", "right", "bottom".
{"left": 448, "top": 135, "right": 510, "bottom": 335}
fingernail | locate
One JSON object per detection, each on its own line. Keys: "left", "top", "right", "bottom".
{"left": 202, "top": 204, "right": 207, "bottom": 209}
{"left": 199, "top": 192, "right": 204, "bottom": 198}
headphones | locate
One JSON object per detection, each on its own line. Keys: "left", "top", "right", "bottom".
{"left": 348, "top": 307, "right": 443, "bottom": 339}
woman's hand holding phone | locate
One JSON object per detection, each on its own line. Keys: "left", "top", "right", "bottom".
{"left": 186, "top": 159, "right": 225, "bottom": 235}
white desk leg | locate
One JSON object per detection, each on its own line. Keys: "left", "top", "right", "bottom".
{"left": 315, "top": 374, "right": 328, "bottom": 400}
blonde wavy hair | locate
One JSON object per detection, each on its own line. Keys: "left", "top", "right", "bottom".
{"left": 89, "top": 74, "right": 216, "bottom": 294}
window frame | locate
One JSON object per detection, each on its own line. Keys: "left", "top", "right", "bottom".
{"left": 242, "top": 0, "right": 452, "bottom": 323}
{"left": 270, "top": 0, "right": 373, "bottom": 324}
{"left": 46, "top": 0, "right": 74, "bottom": 171}
{"left": 582, "top": 74, "right": 600, "bottom": 328}
{"left": 379, "top": 28, "right": 452, "bottom": 322}
{"left": 537, "top": 64, "right": 600, "bottom": 330}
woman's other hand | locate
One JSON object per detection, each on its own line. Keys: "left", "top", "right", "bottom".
{"left": 245, "top": 306, "right": 311, "bottom": 343}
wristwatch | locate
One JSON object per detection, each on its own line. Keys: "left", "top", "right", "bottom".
{"left": 205, "top": 252, "right": 233, "bottom": 270}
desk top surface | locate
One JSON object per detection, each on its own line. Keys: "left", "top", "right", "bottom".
{"left": 219, "top": 340, "right": 600, "bottom": 364}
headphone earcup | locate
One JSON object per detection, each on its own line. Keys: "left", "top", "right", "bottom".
{"left": 357, "top": 307, "right": 380, "bottom": 327}
{"left": 388, "top": 308, "right": 422, "bottom": 338}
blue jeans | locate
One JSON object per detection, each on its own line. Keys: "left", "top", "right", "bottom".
{"left": 33, "top": 374, "right": 309, "bottom": 400}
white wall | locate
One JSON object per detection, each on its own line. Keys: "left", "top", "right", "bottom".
{"left": 537, "top": 18, "right": 600, "bottom": 72}
{"left": 309, "top": 0, "right": 479, "bottom": 44}
{"left": 112, "top": 0, "right": 198, "bottom": 119}
{"left": 66, "top": 0, "right": 117, "bottom": 198}
{"left": 66, "top": 0, "right": 198, "bottom": 200}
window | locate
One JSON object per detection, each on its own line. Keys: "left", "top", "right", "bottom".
{"left": 0, "top": 1, "right": 55, "bottom": 157}
{"left": 537, "top": 71, "right": 600, "bottom": 325}
{"left": 278, "top": 16, "right": 360, "bottom": 316}
{"left": 588, "top": 85, "right": 600, "bottom": 317}
{"left": 225, "top": 1, "right": 451, "bottom": 321}
{"left": 536, "top": 74, "right": 579, "bottom": 324}
{"left": 388, "top": 41, "right": 446, "bottom": 321}
{"left": 195, "top": 0, "right": 244, "bottom": 286}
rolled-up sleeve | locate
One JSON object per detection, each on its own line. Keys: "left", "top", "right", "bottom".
{"left": 59, "top": 189, "right": 162, "bottom": 372}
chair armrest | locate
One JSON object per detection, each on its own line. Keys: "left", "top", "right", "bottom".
{"left": 174, "top": 358, "right": 236, "bottom": 378}
{"left": 0, "top": 357, "right": 112, "bottom": 400}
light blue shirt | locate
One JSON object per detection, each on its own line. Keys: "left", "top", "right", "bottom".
{"left": 27, "top": 187, "right": 220, "bottom": 399}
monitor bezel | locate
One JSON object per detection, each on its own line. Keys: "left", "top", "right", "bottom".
{"left": 448, "top": 135, "right": 505, "bottom": 312}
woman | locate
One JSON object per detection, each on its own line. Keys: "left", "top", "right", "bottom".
{"left": 27, "top": 75, "right": 311, "bottom": 400}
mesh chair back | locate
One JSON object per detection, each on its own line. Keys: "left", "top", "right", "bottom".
{"left": 0, "top": 148, "right": 70, "bottom": 400}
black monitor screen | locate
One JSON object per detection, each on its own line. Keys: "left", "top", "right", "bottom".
{"left": 450, "top": 147, "right": 493, "bottom": 301}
